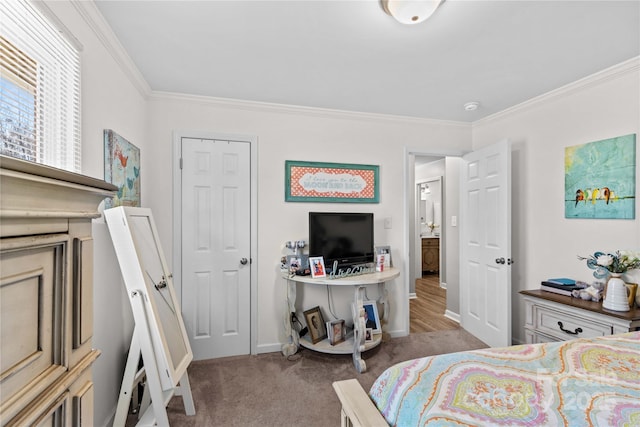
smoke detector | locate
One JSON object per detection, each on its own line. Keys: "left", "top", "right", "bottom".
{"left": 464, "top": 101, "right": 480, "bottom": 111}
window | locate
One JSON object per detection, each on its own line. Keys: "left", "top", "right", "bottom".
{"left": 0, "top": 0, "right": 81, "bottom": 172}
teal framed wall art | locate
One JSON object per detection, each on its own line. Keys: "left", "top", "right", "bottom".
{"left": 285, "top": 160, "right": 379, "bottom": 203}
{"left": 565, "top": 134, "right": 635, "bottom": 219}
{"left": 104, "top": 129, "right": 141, "bottom": 208}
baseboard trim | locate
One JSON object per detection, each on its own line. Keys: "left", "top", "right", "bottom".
{"left": 444, "top": 310, "right": 460, "bottom": 323}
{"left": 257, "top": 343, "right": 283, "bottom": 354}
{"left": 387, "top": 329, "right": 408, "bottom": 338}
{"left": 409, "top": 292, "right": 417, "bottom": 299}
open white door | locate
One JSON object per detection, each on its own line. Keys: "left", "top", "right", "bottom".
{"left": 460, "top": 140, "right": 512, "bottom": 347}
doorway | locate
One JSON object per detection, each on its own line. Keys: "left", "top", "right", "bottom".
{"left": 172, "top": 131, "right": 258, "bottom": 360}
{"left": 411, "top": 161, "right": 457, "bottom": 333}
{"left": 405, "top": 142, "right": 512, "bottom": 346}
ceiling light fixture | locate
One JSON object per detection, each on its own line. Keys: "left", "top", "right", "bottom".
{"left": 382, "top": 0, "right": 444, "bottom": 25}
{"left": 463, "top": 101, "right": 480, "bottom": 111}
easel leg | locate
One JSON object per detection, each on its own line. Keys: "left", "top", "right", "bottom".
{"left": 175, "top": 371, "right": 196, "bottom": 415}
{"left": 139, "top": 382, "right": 150, "bottom": 420}
{"left": 118, "top": 290, "right": 196, "bottom": 426}
{"left": 127, "top": 292, "right": 172, "bottom": 426}
{"left": 114, "top": 331, "right": 143, "bottom": 427}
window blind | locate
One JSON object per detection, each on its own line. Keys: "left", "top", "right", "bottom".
{"left": 0, "top": 0, "right": 81, "bottom": 172}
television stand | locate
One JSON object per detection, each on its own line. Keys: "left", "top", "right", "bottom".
{"left": 282, "top": 268, "right": 399, "bottom": 373}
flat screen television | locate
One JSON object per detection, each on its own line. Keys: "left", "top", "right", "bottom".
{"left": 308, "top": 212, "right": 374, "bottom": 272}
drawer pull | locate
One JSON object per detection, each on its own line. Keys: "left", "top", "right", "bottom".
{"left": 558, "top": 321, "right": 582, "bottom": 335}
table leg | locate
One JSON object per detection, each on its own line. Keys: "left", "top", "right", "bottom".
{"left": 282, "top": 279, "right": 299, "bottom": 356}
{"left": 352, "top": 285, "right": 367, "bottom": 373}
{"left": 378, "top": 282, "right": 389, "bottom": 323}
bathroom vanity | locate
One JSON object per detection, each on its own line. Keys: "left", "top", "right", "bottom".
{"left": 421, "top": 237, "right": 439, "bottom": 273}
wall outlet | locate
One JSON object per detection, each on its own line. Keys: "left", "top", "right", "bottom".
{"left": 384, "top": 217, "right": 392, "bottom": 229}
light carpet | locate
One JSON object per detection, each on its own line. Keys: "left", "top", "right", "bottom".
{"left": 127, "top": 329, "right": 487, "bottom": 426}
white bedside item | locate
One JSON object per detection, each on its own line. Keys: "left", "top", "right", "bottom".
{"left": 521, "top": 290, "right": 640, "bottom": 344}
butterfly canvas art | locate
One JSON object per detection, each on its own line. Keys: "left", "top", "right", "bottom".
{"left": 104, "top": 129, "right": 141, "bottom": 208}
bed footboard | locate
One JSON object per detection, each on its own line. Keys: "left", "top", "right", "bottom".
{"left": 332, "top": 379, "right": 388, "bottom": 427}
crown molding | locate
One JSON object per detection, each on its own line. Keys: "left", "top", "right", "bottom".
{"left": 148, "top": 90, "right": 471, "bottom": 129}
{"left": 71, "top": 0, "right": 151, "bottom": 99}
{"left": 473, "top": 56, "right": 640, "bottom": 127}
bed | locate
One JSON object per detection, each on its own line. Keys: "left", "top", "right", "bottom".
{"left": 333, "top": 331, "right": 640, "bottom": 426}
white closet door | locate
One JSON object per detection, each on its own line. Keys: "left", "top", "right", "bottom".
{"left": 181, "top": 137, "right": 251, "bottom": 359}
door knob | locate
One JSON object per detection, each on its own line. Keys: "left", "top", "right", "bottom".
{"left": 507, "top": 258, "right": 515, "bottom": 265}
{"left": 495, "top": 257, "right": 505, "bottom": 264}
{"left": 240, "top": 258, "right": 248, "bottom": 265}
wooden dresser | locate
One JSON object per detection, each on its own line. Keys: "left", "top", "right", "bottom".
{"left": 0, "top": 156, "right": 116, "bottom": 426}
{"left": 521, "top": 289, "right": 640, "bottom": 344}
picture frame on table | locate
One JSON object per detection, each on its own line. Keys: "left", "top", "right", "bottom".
{"left": 329, "top": 319, "right": 346, "bottom": 345}
{"left": 374, "top": 246, "right": 391, "bottom": 268}
{"left": 303, "top": 306, "right": 327, "bottom": 344}
{"left": 365, "top": 328, "right": 373, "bottom": 342}
{"left": 309, "top": 256, "right": 326, "bottom": 278}
{"left": 287, "top": 254, "right": 309, "bottom": 276}
{"left": 362, "top": 301, "right": 381, "bottom": 334}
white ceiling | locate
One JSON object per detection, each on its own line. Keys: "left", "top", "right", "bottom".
{"left": 94, "top": 0, "right": 639, "bottom": 122}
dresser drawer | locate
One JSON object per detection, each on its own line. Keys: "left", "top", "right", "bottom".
{"left": 422, "top": 238, "right": 439, "bottom": 248}
{"left": 534, "top": 305, "right": 612, "bottom": 340}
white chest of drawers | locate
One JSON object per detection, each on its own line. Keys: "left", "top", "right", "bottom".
{"left": 0, "top": 156, "right": 116, "bottom": 426}
{"left": 521, "top": 290, "right": 640, "bottom": 344}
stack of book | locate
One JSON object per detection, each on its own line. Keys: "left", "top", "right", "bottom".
{"left": 540, "top": 278, "right": 582, "bottom": 296}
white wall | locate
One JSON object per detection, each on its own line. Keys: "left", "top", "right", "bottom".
{"left": 472, "top": 59, "right": 640, "bottom": 343}
{"left": 444, "top": 157, "right": 461, "bottom": 315}
{"left": 147, "top": 95, "right": 472, "bottom": 350}
{"left": 42, "top": 2, "right": 149, "bottom": 426}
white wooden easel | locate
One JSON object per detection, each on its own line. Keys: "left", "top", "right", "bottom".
{"left": 113, "top": 290, "right": 195, "bottom": 427}
{"left": 105, "top": 207, "right": 196, "bottom": 427}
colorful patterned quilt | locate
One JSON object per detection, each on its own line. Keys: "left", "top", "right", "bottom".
{"left": 369, "top": 332, "right": 640, "bottom": 426}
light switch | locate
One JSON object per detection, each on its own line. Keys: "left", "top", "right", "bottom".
{"left": 451, "top": 215, "right": 457, "bottom": 227}
{"left": 384, "top": 217, "right": 392, "bottom": 229}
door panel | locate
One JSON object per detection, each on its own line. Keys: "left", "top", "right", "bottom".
{"left": 182, "top": 138, "right": 251, "bottom": 359}
{"left": 460, "top": 140, "right": 511, "bottom": 347}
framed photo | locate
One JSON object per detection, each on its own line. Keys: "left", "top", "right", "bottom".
{"left": 303, "top": 306, "right": 327, "bottom": 344}
{"left": 287, "top": 254, "right": 309, "bottom": 275}
{"left": 309, "top": 256, "right": 326, "bottom": 278}
{"left": 285, "top": 160, "right": 379, "bottom": 203}
{"left": 375, "top": 246, "right": 392, "bottom": 267}
{"left": 362, "top": 301, "right": 381, "bottom": 334}
{"left": 365, "top": 328, "right": 373, "bottom": 342}
{"left": 329, "top": 319, "right": 346, "bottom": 345}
